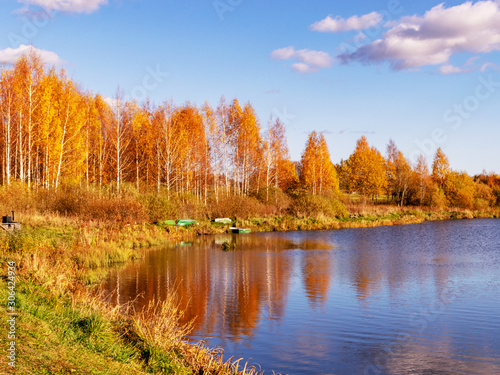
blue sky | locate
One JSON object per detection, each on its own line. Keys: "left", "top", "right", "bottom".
{"left": 0, "top": 0, "right": 499, "bottom": 175}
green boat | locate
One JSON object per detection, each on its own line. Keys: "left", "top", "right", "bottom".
{"left": 159, "top": 220, "right": 176, "bottom": 226}
{"left": 213, "top": 218, "right": 232, "bottom": 224}
{"left": 230, "top": 227, "right": 250, "bottom": 234}
{"left": 176, "top": 219, "right": 199, "bottom": 226}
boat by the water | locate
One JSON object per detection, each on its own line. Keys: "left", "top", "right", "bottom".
{"left": 176, "top": 219, "right": 199, "bottom": 226}
{"left": 213, "top": 218, "right": 232, "bottom": 224}
{"left": 230, "top": 227, "right": 250, "bottom": 234}
{"left": 158, "top": 220, "right": 176, "bottom": 226}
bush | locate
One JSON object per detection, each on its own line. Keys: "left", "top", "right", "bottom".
{"left": 289, "top": 191, "right": 347, "bottom": 219}
{"left": 83, "top": 195, "right": 148, "bottom": 224}
{"left": 474, "top": 198, "right": 490, "bottom": 211}
{"left": 494, "top": 187, "right": 500, "bottom": 206}
{"left": 253, "top": 187, "right": 291, "bottom": 214}
{"left": 474, "top": 182, "right": 494, "bottom": 204}
{"left": 141, "top": 193, "right": 180, "bottom": 222}
{"left": 206, "top": 194, "right": 271, "bottom": 219}
{"left": 430, "top": 186, "right": 448, "bottom": 209}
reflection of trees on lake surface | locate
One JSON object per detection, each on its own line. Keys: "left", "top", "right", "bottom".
{"left": 101, "top": 221, "right": 500, "bottom": 374}
{"left": 102, "top": 234, "right": 335, "bottom": 339}
{"left": 101, "top": 222, "right": 493, "bottom": 344}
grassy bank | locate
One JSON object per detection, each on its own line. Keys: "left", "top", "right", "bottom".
{"left": 0, "top": 215, "right": 265, "bottom": 374}
{"left": 1, "top": 185, "right": 499, "bottom": 374}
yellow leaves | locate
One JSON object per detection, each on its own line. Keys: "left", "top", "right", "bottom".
{"left": 432, "top": 147, "right": 450, "bottom": 187}
{"left": 443, "top": 171, "right": 475, "bottom": 209}
{"left": 344, "top": 136, "right": 387, "bottom": 196}
{"left": 1, "top": 49, "right": 495, "bottom": 212}
{"left": 267, "top": 117, "right": 298, "bottom": 191}
{"left": 300, "top": 131, "right": 338, "bottom": 195}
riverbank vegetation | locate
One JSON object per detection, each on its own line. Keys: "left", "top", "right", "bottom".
{"left": 1, "top": 51, "right": 499, "bottom": 213}
{"left": 1, "top": 49, "right": 499, "bottom": 374}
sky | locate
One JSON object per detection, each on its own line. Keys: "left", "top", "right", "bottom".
{"left": 0, "top": 0, "right": 499, "bottom": 175}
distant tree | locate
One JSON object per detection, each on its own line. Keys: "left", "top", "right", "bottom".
{"left": 386, "top": 139, "right": 412, "bottom": 205}
{"left": 444, "top": 171, "right": 475, "bottom": 209}
{"left": 265, "top": 116, "right": 298, "bottom": 195}
{"left": 432, "top": 147, "right": 450, "bottom": 188}
{"left": 409, "top": 154, "right": 432, "bottom": 205}
{"left": 344, "top": 136, "right": 387, "bottom": 198}
{"left": 109, "top": 88, "right": 133, "bottom": 194}
{"left": 299, "top": 131, "right": 338, "bottom": 195}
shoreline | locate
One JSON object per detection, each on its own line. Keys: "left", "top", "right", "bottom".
{"left": 1, "top": 209, "right": 499, "bottom": 374}
{"left": 194, "top": 208, "right": 499, "bottom": 235}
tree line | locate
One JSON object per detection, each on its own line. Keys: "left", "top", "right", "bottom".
{"left": 1, "top": 50, "right": 499, "bottom": 210}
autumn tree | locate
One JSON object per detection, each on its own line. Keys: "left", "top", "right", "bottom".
{"left": 215, "top": 97, "right": 231, "bottom": 196}
{"left": 129, "top": 101, "right": 152, "bottom": 191}
{"left": 432, "top": 147, "right": 450, "bottom": 188}
{"left": 264, "top": 116, "right": 298, "bottom": 200}
{"left": 226, "top": 100, "right": 263, "bottom": 195}
{"left": 444, "top": 171, "right": 475, "bottom": 209}
{"left": 300, "top": 131, "right": 338, "bottom": 195}
{"left": 109, "top": 89, "right": 133, "bottom": 193}
{"left": 2, "top": 49, "right": 497, "bottom": 212}
{"left": 54, "top": 71, "right": 87, "bottom": 187}
{"left": 14, "top": 49, "right": 45, "bottom": 187}
{"left": 386, "top": 139, "right": 412, "bottom": 205}
{"left": 93, "top": 94, "right": 114, "bottom": 186}
{"left": 343, "top": 136, "right": 387, "bottom": 198}
{"left": 410, "top": 154, "right": 432, "bottom": 205}
{"left": 0, "top": 67, "right": 15, "bottom": 185}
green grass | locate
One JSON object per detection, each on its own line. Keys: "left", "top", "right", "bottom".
{"left": 0, "top": 279, "right": 148, "bottom": 375}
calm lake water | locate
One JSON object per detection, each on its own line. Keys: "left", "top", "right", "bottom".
{"left": 102, "top": 219, "right": 500, "bottom": 375}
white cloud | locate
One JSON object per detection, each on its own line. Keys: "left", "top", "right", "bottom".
{"left": 0, "top": 44, "right": 63, "bottom": 65}
{"left": 439, "top": 64, "right": 463, "bottom": 75}
{"left": 291, "top": 63, "right": 313, "bottom": 74}
{"left": 338, "top": 1, "right": 500, "bottom": 73}
{"left": 271, "top": 46, "right": 334, "bottom": 73}
{"left": 18, "top": 0, "right": 107, "bottom": 14}
{"left": 480, "top": 62, "right": 500, "bottom": 71}
{"left": 270, "top": 46, "right": 296, "bottom": 61}
{"left": 311, "top": 12, "right": 383, "bottom": 33}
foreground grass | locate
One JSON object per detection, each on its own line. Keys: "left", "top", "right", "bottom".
{"left": 0, "top": 216, "right": 264, "bottom": 375}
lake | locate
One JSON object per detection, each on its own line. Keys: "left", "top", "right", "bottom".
{"left": 102, "top": 219, "right": 500, "bottom": 375}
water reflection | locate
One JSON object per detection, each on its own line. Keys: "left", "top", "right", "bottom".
{"left": 103, "top": 235, "right": 331, "bottom": 338}
{"left": 101, "top": 219, "right": 500, "bottom": 375}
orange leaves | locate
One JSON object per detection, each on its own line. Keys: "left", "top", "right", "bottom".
{"left": 432, "top": 147, "right": 451, "bottom": 187}
{"left": 299, "top": 131, "right": 338, "bottom": 195}
{"left": 1, "top": 49, "right": 496, "bottom": 213}
{"left": 342, "top": 136, "right": 387, "bottom": 197}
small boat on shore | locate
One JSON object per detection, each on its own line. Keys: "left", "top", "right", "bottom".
{"left": 176, "top": 219, "right": 199, "bottom": 226}
{"left": 159, "top": 220, "right": 176, "bottom": 226}
{"left": 230, "top": 227, "right": 250, "bottom": 234}
{"left": 213, "top": 218, "right": 232, "bottom": 224}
